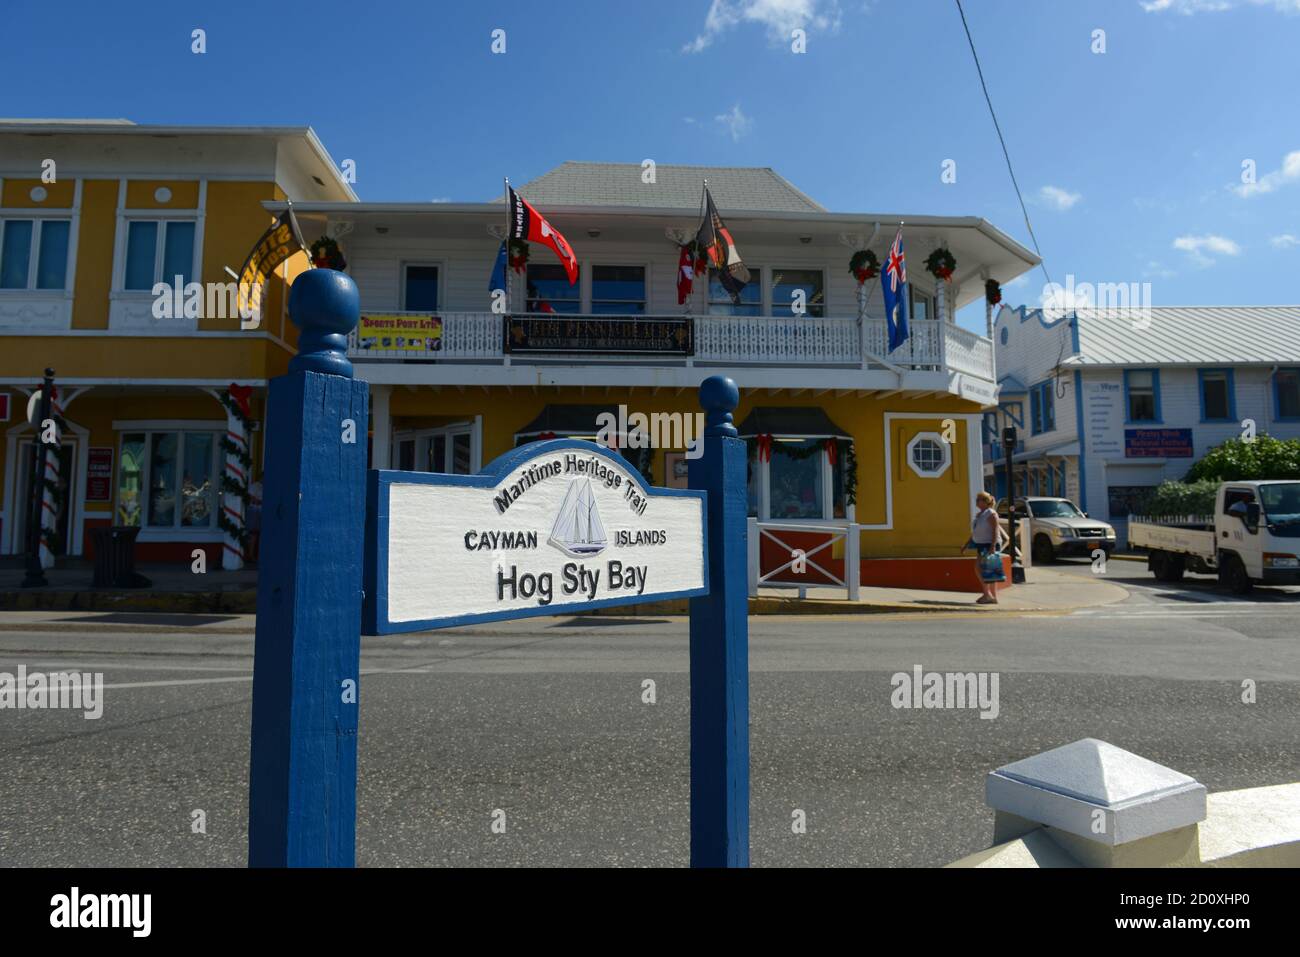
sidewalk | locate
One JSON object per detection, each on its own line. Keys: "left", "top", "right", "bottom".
{"left": 0, "top": 561, "right": 257, "bottom": 613}
{"left": 0, "top": 562, "right": 1126, "bottom": 618}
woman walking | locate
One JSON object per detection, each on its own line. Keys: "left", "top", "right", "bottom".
{"left": 961, "top": 490, "right": 1009, "bottom": 605}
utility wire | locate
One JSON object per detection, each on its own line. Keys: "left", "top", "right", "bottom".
{"left": 954, "top": 0, "right": 1053, "bottom": 289}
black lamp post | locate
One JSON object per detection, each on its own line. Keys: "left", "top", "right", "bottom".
{"left": 21, "top": 368, "right": 56, "bottom": 588}
{"left": 1001, "top": 425, "right": 1026, "bottom": 583}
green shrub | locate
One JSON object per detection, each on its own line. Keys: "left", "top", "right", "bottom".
{"left": 1141, "top": 480, "right": 1220, "bottom": 518}
{"left": 1184, "top": 435, "right": 1300, "bottom": 483}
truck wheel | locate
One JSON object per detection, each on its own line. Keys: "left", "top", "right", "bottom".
{"left": 1032, "top": 535, "right": 1055, "bottom": 564}
{"left": 1152, "top": 551, "right": 1185, "bottom": 583}
{"left": 1222, "top": 555, "right": 1253, "bottom": 595}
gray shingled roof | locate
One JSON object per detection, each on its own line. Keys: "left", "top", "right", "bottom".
{"left": 508, "top": 161, "right": 826, "bottom": 213}
{"left": 1060, "top": 306, "right": 1300, "bottom": 365}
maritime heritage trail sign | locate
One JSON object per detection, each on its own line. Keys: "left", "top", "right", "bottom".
{"left": 248, "top": 269, "right": 750, "bottom": 868}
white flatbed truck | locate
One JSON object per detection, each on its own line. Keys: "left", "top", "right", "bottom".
{"left": 1128, "top": 480, "right": 1300, "bottom": 594}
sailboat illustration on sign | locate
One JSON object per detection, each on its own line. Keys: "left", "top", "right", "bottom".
{"left": 548, "top": 478, "right": 609, "bottom": 557}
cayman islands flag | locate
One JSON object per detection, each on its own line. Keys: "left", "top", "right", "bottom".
{"left": 882, "top": 228, "right": 910, "bottom": 352}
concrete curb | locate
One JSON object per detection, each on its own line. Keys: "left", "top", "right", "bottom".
{"left": 0, "top": 589, "right": 257, "bottom": 614}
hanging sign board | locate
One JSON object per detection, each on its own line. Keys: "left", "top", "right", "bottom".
{"left": 362, "top": 439, "right": 708, "bottom": 634}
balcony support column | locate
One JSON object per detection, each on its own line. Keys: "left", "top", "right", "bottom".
{"left": 370, "top": 384, "right": 392, "bottom": 470}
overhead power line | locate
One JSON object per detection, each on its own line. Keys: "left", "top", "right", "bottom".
{"left": 954, "top": 0, "right": 1053, "bottom": 289}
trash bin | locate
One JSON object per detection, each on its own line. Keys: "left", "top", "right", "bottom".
{"left": 90, "top": 526, "right": 153, "bottom": 588}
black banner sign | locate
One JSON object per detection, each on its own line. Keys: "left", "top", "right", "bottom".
{"left": 504, "top": 316, "right": 694, "bottom": 356}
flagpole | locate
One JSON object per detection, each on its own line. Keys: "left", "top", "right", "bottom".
{"left": 503, "top": 177, "right": 511, "bottom": 316}
{"left": 696, "top": 179, "right": 708, "bottom": 317}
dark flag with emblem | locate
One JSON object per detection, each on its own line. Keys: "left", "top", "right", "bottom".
{"left": 235, "top": 205, "right": 309, "bottom": 321}
{"left": 695, "top": 186, "right": 750, "bottom": 305}
{"left": 507, "top": 186, "right": 578, "bottom": 285}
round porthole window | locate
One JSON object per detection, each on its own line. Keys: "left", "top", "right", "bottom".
{"left": 154, "top": 186, "right": 173, "bottom": 204}
{"left": 1000, "top": 326, "right": 1009, "bottom": 345}
{"left": 29, "top": 186, "right": 48, "bottom": 203}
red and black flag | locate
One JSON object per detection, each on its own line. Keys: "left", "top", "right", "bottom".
{"left": 695, "top": 186, "right": 750, "bottom": 304}
{"left": 508, "top": 186, "right": 578, "bottom": 285}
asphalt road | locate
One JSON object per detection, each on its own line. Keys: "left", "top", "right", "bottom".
{"left": 0, "top": 564, "right": 1296, "bottom": 868}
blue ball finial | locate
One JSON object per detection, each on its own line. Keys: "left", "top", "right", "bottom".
{"left": 288, "top": 268, "right": 360, "bottom": 377}
{"left": 699, "top": 375, "right": 739, "bottom": 436}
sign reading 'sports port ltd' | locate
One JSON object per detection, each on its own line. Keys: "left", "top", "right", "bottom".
{"left": 362, "top": 439, "right": 708, "bottom": 634}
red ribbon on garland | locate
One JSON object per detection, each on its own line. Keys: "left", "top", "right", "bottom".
{"left": 825, "top": 439, "right": 838, "bottom": 465}
{"left": 228, "top": 383, "right": 254, "bottom": 418}
{"left": 756, "top": 433, "right": 772, "bottom": 463}
{"left": 537, "top": 431, "right": 557, "bottom": 441}
{"left": 935, "top": 267, "right": 955, "bottom": 283}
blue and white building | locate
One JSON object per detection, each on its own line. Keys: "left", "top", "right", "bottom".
{"left": 985, "top": 305, "right": 1300, "bottom": 543}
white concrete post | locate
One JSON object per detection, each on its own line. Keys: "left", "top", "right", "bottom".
{"left": 1020, "top": 519, "right": 1033, "bottom": 569}
{"left": 846, "top": 522, "right": 860, "bottom": 601}
{"left": 747, "top": 517, "right": 759, "bottom": 597}
{"left": 370, "top": 384, "right": 392, "bottom": 470}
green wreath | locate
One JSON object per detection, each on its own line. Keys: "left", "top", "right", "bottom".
{"left": 925, "top": 248, "right": 957, "bottom": 281}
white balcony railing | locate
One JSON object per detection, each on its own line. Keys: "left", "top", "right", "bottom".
{"left": 347, "top": 312, "right": 994, "bottom": 381}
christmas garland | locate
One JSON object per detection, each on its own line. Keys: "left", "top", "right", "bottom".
{"left": 217, "top": 386, "right": 254, "bottom": 553}
{"left": 747, "top": 435, "right": 858, "bottom": 507}
{"left": 508, "top": 238, "right": 529, "bottom": 273}
{"left": 37, "top": 406, "right": 69, "bottom": 555}
{"left": 848, "top": 250, "right": 880, "bottom": 285}
{"left": 985, "top": 279, "right": 1002, "bottom": 306}
{"left": 925, "top": 248, "right": 957, "bottom": 282}
{"left": 843, "top": 441, "right": 857, "bottom": 507}
{"left": 310, "top": 236, "right": 347, "bottom": 271}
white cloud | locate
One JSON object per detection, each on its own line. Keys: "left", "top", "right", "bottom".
{"left": 1037, "top": 185, "right": 1082, "bottom": 211}
{"left": 1143, "top": 260, "right": 1178, "bottom": 279}
{"left": 683, "top": 0, "right": 842, "bottom": 53}
{"left": 715, "top": 103, "right": 753, "bottom": 141}
{"left": 1172, "top": 233, "right": 1242, "bottom": 266}
{"left": 1271, "top": 233, "right": 1300, "bottom": 248}
{"left": 1142, "top": 0, "right": 1300, "bottom": 13}
{"left": 1231, "top": 150, "right": 1300, "bottom": 197}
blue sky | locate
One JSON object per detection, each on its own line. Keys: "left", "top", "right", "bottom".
{"left": 3, "top": 0, "right": 1298, "bottom": 332}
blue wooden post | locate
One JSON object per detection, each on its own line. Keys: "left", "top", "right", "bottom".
{"left": 248, "top": 269, "right": 368, "bottom": 867}
{"left": 688, "top": 375, "right": 750, "bottom": 867}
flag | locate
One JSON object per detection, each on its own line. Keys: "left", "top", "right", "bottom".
{"left": 695, "top": 186, "right": 750, "bottom": 304}
{"left": 676, "top": 244, "right": 694, "bottom": 305}
{"left": 236, "top": 206, "right": 308, "bottom": 321}
{"left": 507, "top": 186, "right": 578, "bottom": 285}
{"left": 488, "top": 240, "right": 507, "bottom": 294}
{"left": 882, "top": 228, "right": 910, "bottom": 351}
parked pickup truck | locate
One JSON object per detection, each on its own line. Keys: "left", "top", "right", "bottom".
{"left": 1128, "top": 480, "right": 1300, "bottom": 594}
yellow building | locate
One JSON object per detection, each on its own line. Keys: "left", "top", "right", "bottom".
{"left": 0, "top": 119, "right": 354, "bottom": 563}
{"left": 1, "top": 125, "right": 1039, "bottom": 590}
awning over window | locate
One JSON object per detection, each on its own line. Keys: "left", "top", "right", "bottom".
{"left": 736, "top": 407, "right": 852, "bottom": 440}
{"left": 515, "top": 404, "right": 617, "bottom": 441}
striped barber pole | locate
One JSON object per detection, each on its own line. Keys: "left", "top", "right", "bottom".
{"left": 222, "top": 387, "right": 250, "bottom": 571}
{"left": 38, "top": 388, "right": 64, "bottom": 569}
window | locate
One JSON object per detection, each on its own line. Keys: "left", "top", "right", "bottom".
{"left": 591, "top": 265, "right": 646, "bottom": 314}
{"left": 123, "top": 219, "right": 195, "bottom": 289}
{"left": 768, "top": 439, "right": 824, "bottom": 518}
{"left": 906, "top": 433, "right": 951, "bottom": 477}
{"left": 403, "top": 264, "right": 439, "bottom": 311}
{"left": 1199, "top": 369, "right": 1235, "bottom": 422}
{"left": 771, "top": 268, "right": 824, "bottom": 318}
{"left": 1125, "top": 369, "right": 1160, "bottom": 423}
{"left": 1030, "top": 382, "right": 1056, "bottom": 435}
{"left": 526, "top": 263, "right": 580, "bottom": 314}
{"left": 1222, "top": 488, "right": 1256, "bottom": 515}
{"left": 117, "top": 430, "right": 218, "bottom": 530}
{"left": 1276, "top": 369, "right": 1300, "bottom": 420}
{"left": 708, "top": 266, "right": 762, "bottom": 316}
{"left": 0, "top": 218, "right": 71, "bottom": 290}
{"left": 911, "top": 291, "right": 931, "bottom": 321}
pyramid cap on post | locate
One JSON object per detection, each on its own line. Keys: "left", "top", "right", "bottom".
{"left": 986, "top": 738, "right": 1207, "bottom": 846}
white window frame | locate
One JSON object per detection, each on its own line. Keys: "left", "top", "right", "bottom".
{"left": 400, "top": 260, "right": 444, "bottom": 311}
{"left": 590, "top": 262, "right": 649, "bottom": 314}
{"left": 115, "top": 425, "right": 223, "bottom": 539}
{"left": 707, "top": 264, "right": 764, "bottom": 316}
{"left": 0, "top": 215, "right": 74, "bottom": 292}
{"left": 756, "top": 436, "right": 843, "bottom": 522}
{"left": 911, "top": 289, "right": 933, "bottom": 322}
{"left": 392, "top": 420, "right": 481, "bottom": 474}
{"left": 906, "top": 431, "right": 951, "bottom": 478}
{"left": 118, "top": 217, "right": 200, "bottom": 291}
{"left": 769, "top": 266, "right": 826, "bottom": 318}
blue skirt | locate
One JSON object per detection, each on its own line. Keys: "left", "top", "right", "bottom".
{"left": 976, "top": 545, "right": 1006, "bottom": 583}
